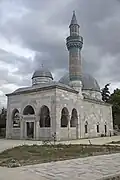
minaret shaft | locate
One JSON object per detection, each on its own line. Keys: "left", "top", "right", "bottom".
{"left": 66, "top": 11, "right": 83, "bottom": 82}
{"left": 69, "top": 47, "right": 81, "bottom": 80}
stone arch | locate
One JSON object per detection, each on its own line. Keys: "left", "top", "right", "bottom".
{"left": 39, "top": 105, "right": 51, "bottom": 127}
{"left": 70, "top": 108, "right": 78, "bottom": 127}
{"left": 23, "top": 105, "right": 35, "bottom": 115}
{"left": 12, "top": 108, "right": 20, "bottom": 128}
{"left": 85, "top": 121, "right": 88, "bottom": 134}
{"left": 61, "top": 107, "right": 69, "bottom": 127}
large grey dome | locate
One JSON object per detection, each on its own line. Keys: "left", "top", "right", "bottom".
{"left": 32, "top": 67, "right": 53, "bottom": 80}
{"left": 59, "top": 73, "right": 100, "bottom": 92}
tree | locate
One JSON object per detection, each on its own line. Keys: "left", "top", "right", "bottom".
{"left": 0, "top": 107, "right": 7, "bottom": 128}
{"left": 109, "top": 89, "right": 120, "bottom": 113}
{"left": 101, "top": 83, "right": 110, "bottom": 102}
{"left": 109, "top": 89, "right": 120, "bottom": 129}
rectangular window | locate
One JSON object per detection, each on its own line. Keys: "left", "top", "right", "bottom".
{"left": 85, "top": 124, "right": 88, "bottom": 133}
{"left": 97, "top": 125, "right": 99, "bottom": 133}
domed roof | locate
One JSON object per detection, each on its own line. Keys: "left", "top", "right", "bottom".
{"left": 59, "top": 73, "right": 100, "bottom": 92}
{"left": 32, "top": 67, "right": 53, "bottom": 80}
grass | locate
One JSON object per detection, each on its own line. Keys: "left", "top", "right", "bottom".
{"left": 0, "top": 144, "right": 120, "bottom": 167}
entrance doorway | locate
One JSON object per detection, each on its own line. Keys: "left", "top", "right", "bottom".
{"left": 26, "top": 122, "right": 34, "bottom": 139}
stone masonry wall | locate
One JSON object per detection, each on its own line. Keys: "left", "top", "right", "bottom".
{"left": 81, "top": 99, "right": 113, "bottom": 138}
{"left": 56, "top": 88, "right": 113, "bottom": 140}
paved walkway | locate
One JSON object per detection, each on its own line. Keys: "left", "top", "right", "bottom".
{"left": 0, "top": 153, "right": 120, "bottom": 180}
{"left": 0, "top": 135, "right": 120, "bottom": 152}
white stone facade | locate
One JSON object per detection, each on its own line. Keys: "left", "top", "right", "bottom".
{"left": 6, "top": 87, "right": 113, "bottom": 141}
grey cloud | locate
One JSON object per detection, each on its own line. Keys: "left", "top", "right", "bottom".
{"left": 0, "top": 48, "right": 31, "bottom": 85}
{"left": 0, "top": 0, "right": 120, "bottom": 96}
{"left": 0, "top": 69, "right": 30, "bottom": 87}
{"left": 0, "top": 10, "right": 68, "bottom": 71}
{"left": 21, "top": 0, "right": 56, "bottom": 11}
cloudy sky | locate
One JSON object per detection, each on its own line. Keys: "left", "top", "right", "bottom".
{"left": 0, "top": 0, "right": 120, "bottom": 107}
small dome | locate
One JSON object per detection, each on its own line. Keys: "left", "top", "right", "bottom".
{"left": 59, "top": 73, "right": 100, "bottom": 92}
{"left": 32, "top": 67, "right": 53, "bottom": 80}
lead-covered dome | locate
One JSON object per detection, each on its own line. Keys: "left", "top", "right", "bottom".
{"left": 59, "top": 72, "right": 100, "bottom": 92}
{"left": 32, "top": 67, "right": 53, "bottom": 80}
{"left": 32, "top": 67, "right": 53, "bottom": 85}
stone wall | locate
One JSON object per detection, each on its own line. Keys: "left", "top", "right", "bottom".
{"left": 60, "top": 128, "right": 69, "bottom": 140}
{"left": 82, "top": 90, "right": 102, "bottom": 101}
{"left": 56, "top": 88, "right": 113, "bottom": 140}
{"left": 81, "top": 99, "right": 113, "bottom": 138}
{"left": 69, "top": 127, "right": 77, "bottom": 139}
{"left": 60, "top": 128, "right": 77, "bottom": 140}
{"left": 11, "top": 128, "right": 20, "bottom": 139}
{"left": 39, "top": 128, "right": 52, "bottom": 140}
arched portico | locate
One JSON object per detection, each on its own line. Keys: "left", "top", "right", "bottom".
{"left": 22, "top": 105, "right": 36, "bottom": 139}
{"left": 70, "top": 108, "right": 78, "bottom": 127}
{"left": 61, "top": 107, "right": 69, "bottom": 127}
{"left": 23, "top": 105, "right": 35, "bottom": 115}
{"left": 35, "top": 105, "right": 51, "bottom": 140}
{"left": 70, "top": 108, "right": 80, "bottom": 139}
{"left": 39, "top": 105, "right": 51, "bottom": 127}
{"left": 12, "top": 108, "right": 20, "bottom": 128}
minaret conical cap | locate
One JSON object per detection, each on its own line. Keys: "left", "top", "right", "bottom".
{"left": 70, "top": 11, "right": 78, "bottom": 25}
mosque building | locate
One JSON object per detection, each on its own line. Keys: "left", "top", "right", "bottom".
{"left": 6, "top": 12, "right": 113, "bottom": 140}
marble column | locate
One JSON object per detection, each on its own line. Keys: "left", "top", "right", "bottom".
{"left": 76, "top": 115, "right": 80, "bottom": 139}
{"left": 35, "top": 116, "right": 40, "bottom": 140}
{"left": 6, "top": 109, "right": 12, "bottom": 139}
{"left": 20, "top": 116, "right": 24, "bottom": 139}
{"left": 55, "top": 106, "right": 61, "bottom": 141}
{"left": 67, "top": 115, "right": 70, "bottom": 139}
{"left": 50, "top": 99, "right": 56, "bottom": 140}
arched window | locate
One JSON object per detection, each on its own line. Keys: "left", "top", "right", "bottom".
{"left": 97, "top": 123, "right": 100, "bottom": 133}
{"left": 12, "top": 109, "right": 20, "bottom": 128}
{"left": 70, "top": 108, "right": 78, "bottom": 127}
{"left": 61, "top": 107, "right": 69, "bottom": 127}
{"left": 85, "top": 121, "right": 88, "bottom": 134}
{"left": 39, "top": 105, "right": 51, "bottom": 127}
{"left": 23, "top": 105, "right": 35, "bottom": 115}
{"left": 104, "top": 123, "right": 107, "bottom": 135}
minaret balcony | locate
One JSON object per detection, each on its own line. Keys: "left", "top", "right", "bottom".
{"left": 66, "top": 35, "right": 83, "bottom": 50}
{"left": 66, "top": 35, "right": 83, "bottom": 42}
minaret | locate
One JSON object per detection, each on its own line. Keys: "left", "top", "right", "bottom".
{"left": 66, "top": 11, "right": 83, "bottom": 95}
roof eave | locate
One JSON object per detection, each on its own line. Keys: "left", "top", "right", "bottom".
{"left": 6, "top": 84, "right": 78, "bottom": 96}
